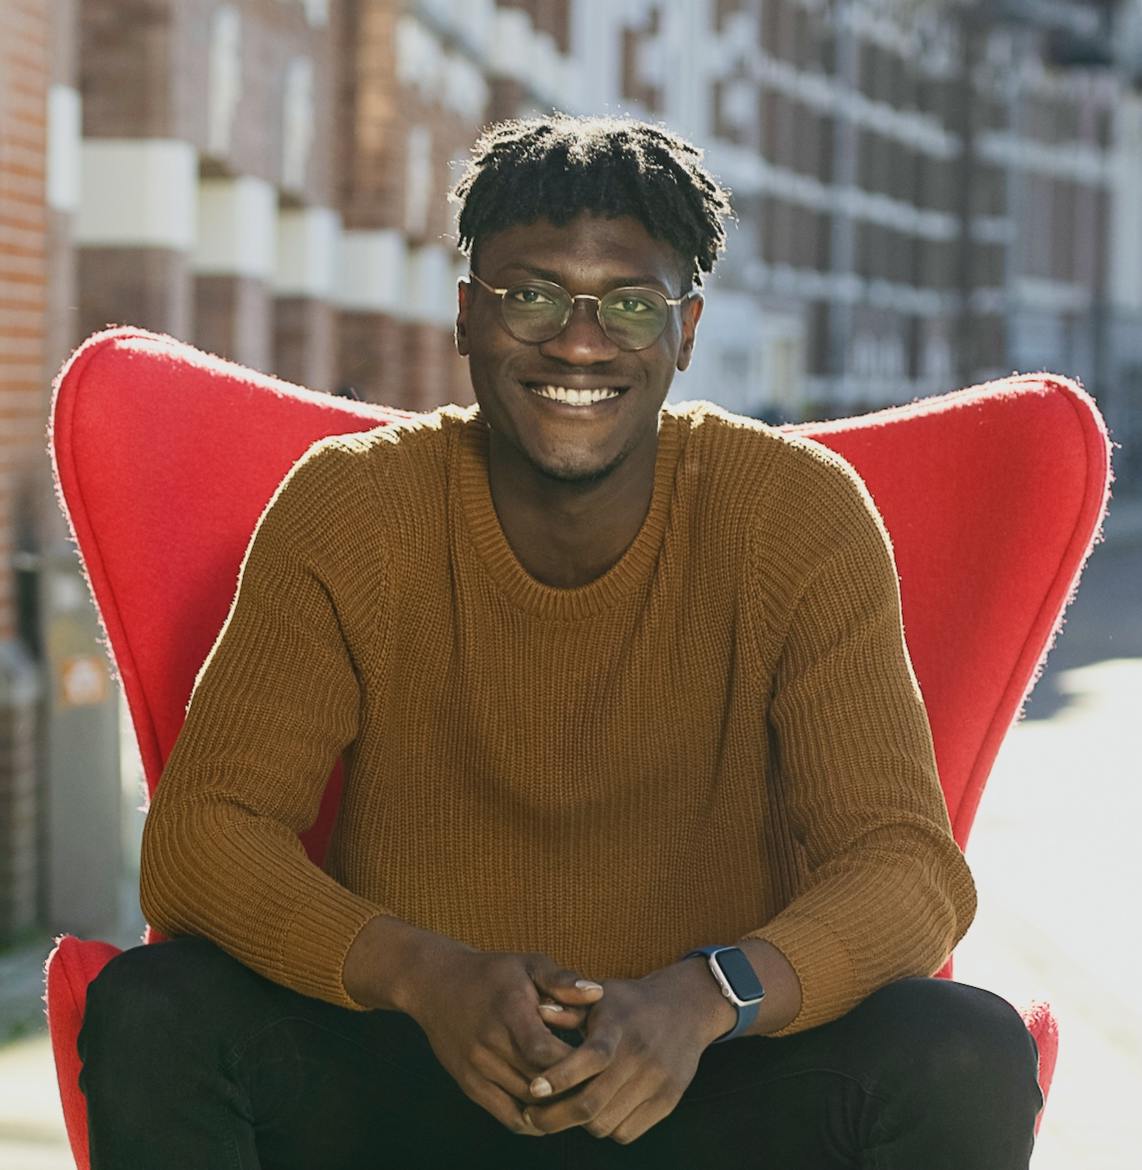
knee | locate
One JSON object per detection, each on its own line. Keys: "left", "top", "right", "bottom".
{"left": 869, "top": 978, "right": 1042, "bottom": 1106}
{"left": 80, "top": 937, "right": 232, "bottom": 1066}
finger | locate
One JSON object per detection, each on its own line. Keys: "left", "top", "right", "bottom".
{"left": 519, "top": 1107, "right": 544, "bottom": 1137}
{"left": 581, "top": 1078, "right": 654, "bottom": 1141}
{"left": 526, "top": 1063, "right": 636, "bottom": 1136}
{"left": 472, "top": 991, "right": 576, "bottom": 1086}
{"left": 505, "top": 995, "right": 579, "bottom": 1075}
{"left": 469, "top": 1043, "right": 535, "bottom": 1103}
{"left": 463, "top": 1076, "right": 546, "bottom": 1138}
{"left": 540, "top": 981, "right": 604, "bottom": 1004}
{"left": 537, "top": 999, "right": 587, "bottom": 1027}
{"left": 528, "top": 1025, "right": 620, "bottom": 1099}
{"left": 529, "top": 959, "right": 604, "bottom": 1005}
{"left": 538, "top": 979, "right": 604, "bottom": 1005}
{"left": 610, "top": 1098, "right": 673, "bottom": 1146}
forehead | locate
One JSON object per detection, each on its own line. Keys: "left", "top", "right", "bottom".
{"left": 477, "top": 213, "right": 685, "bottom": 290}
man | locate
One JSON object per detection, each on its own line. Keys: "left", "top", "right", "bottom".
{"left": 79, "top": 115, "right": 1042, "bottom": 1168}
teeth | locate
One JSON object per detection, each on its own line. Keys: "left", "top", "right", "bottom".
{"left": 530, "top": 385, "right": 621, "bottom": 405}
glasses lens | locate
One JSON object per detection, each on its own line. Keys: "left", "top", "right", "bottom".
{"left": 599, "top": 288, "right": 670, "bottom": 350}
{"left": 499, "top": 281, "right": 571, "bottom": 343}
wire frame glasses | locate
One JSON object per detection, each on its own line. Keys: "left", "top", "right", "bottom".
{"left": 469, "top": 271, "right": 692, "bottom": 351}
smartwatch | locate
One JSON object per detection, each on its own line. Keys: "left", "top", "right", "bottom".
{"left": 682, "top": 945, "right": 765, "bottom": 1043}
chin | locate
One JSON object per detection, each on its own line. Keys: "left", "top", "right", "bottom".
{"left": 534, "top": 458, "right": 612, "bottom": 486}
{"left": 530, "top": 447, "right": 621, "bottom": 486}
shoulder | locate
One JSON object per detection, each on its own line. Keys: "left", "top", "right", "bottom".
{"left": 279, "top": 402, "right": 472, "bottom": 504}
{"left": 668, "top": 399, "right": 884, "bottom": 550}
{"left": 667, "top": 401, "right": 894, "bottom": 615}
{"left": 258, "top": 403, "right": 472, "bottom": 561}
{"left": 294, "top": 402, "right": 472, "bottom": 476}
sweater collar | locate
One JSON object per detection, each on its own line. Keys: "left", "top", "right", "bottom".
{"left": 456, "top": 406, "right": 683, "bottom": 619}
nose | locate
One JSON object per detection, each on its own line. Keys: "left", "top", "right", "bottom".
{"left": 538, "top": 295, "right": 620, "bottom": 365}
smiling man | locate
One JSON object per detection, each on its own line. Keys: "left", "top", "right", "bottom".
{"left": 77, "top": 115, "right": 1042, "bottom": 1168}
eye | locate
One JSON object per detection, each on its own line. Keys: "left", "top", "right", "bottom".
{"left": 611, "top": 293, "right": 656, "bottom": 315}
{"left": 508, "top": 284, "right": 557, "bottom": 307}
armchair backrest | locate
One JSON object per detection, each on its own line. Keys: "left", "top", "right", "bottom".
{"left": 783, "top": 382, "right": 1109, "bottom": 843}
{"left": 49, "top": 328, "right": 1111, "bottom": 864}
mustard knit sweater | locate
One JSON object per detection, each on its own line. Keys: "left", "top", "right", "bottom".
{"left": 141, "top": 400, "right": 976, "bottom": 1037}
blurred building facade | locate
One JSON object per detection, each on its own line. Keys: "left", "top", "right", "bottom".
{"left": 0, "top": 0, "right": 53, "bottom": 941}
{"left": 33, "top": 0, "right": 1142, "bottom": 422}
{"left": 2, "top": 0, "right": 1142, "bottom": 939}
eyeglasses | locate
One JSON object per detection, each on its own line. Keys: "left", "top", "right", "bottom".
{"left": 468, "top": 271, "right": 694, "bottom": 351}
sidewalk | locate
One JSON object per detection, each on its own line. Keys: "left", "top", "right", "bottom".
{"left": 0, "top": 890, "right": 144, "bottom": 1168}
{"left": 0, "top": 1031, "right": 73, "bottom": 1170}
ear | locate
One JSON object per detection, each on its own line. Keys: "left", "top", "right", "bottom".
{"left": 676, "top": 293, "right": 704, "bottom": 372}
{"left": 455, "top": 279, "right": 472, "bottom": 356}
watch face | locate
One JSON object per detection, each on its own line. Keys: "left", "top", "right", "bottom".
{"left": 715, "top": 948, "right": 765, "bottom": 1002}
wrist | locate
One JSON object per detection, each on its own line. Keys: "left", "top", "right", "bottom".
{"left": 343, "top": 914, "right": 475, "bottom": 1016}
{"left": 397, "top": 930, "right": 480, "bottom": 1023}
{"left": 651, "top": 955, "right": 738, "bottom": 1048}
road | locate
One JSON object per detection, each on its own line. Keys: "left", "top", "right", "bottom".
{"left": 2, "top": 529, "right": 1139, "bottom": 1168}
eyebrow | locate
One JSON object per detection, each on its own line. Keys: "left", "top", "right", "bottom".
{"left": 498, "top": 262, "right": 673, "bottom": 293}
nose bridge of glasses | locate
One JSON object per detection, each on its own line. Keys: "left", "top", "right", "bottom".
{"left": 534, "top": 289, "right": 614, "bottom": 353}
{"left": 564, "top": 291, "right": 615, "bottom": 342}
{"left": 565, "top": 292, "right": 605, "bottom": 330}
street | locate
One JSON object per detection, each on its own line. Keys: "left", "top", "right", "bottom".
{"left": 1, "top": 524, "right": 1139, "bottom": 1168}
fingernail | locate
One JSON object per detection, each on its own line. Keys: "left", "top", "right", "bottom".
{"left": 530, "top": 1077, "right": 553, "bottom": 1097}
{"left": 538, "top": 1003, "right": 562, "bottom": 1013}
{"left": 575, "top": 980, "right": 602, "bottom": 991}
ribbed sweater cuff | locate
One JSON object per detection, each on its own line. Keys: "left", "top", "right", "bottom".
{"left": 746, "top": 912, "right": 857, "bottom": 1036}
{"left": 280, "top": 892, "right": 387, "bottom": 1011}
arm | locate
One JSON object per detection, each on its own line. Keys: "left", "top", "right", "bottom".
{"left": 737, "top": 463, "right": 976, "bottom": 1036}
{"left": 141, "top": 441, "right": 393, "bottom": 1008}
{"left": 621, "top": 461, "right": 973, "bottom": 1041}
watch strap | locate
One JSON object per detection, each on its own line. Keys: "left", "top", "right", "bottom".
{"left": 682, "top": 945, "right": 765, "bottom": 1043}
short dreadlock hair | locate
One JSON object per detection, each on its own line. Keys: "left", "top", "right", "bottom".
{"left": 451, "top": 114, "right": 734, "bottom": 288}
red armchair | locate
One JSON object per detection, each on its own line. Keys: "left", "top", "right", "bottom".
{"left": 44, "top": 327, "right": 1111, "bottom": 1168}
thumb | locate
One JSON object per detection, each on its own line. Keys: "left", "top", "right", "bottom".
{"left": 530, "top": 961, "right": 604, "bottom": 1004}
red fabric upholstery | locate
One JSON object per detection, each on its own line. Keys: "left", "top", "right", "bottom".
{"left": 1022, "top": 1000, "right": 1061, "bottom": 1121}
{"left": 43, "top": 937, "right": 122, "bottom": 1166}
{"left": 785, "top": 382, "right": 1111, "bottom": 850}
{"left": 45, "top": 327, "right": 1110, "bottom": 1166}
{"left": 48, "top": 328, "right": 416, "bottom": 863}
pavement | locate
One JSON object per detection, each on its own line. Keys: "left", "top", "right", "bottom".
{"left": 3, "top": 494, "right": 1141, "bottom": 1169}
{"left": 0, "top": 891, "right": 143, "bottom": 1169}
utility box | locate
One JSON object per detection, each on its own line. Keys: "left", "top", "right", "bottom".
{"left": 37, "top": 544, "right": 121, "bottom": 938}
{"left": 0, "top": 638, "right": 41, "bottom": 942}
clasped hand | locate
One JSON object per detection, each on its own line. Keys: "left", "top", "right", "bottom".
{"left": 524, "top": 970, "right": 711, "bottom": 1145}
{"left": 406, "top": 947, "right": 711, "bottom": 1146}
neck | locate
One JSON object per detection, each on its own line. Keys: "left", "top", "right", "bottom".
{"left": 486, "top": 434, "right": 659, "bottom": 589}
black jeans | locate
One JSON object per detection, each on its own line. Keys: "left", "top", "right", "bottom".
{"left": 78, "top": 937, "right": 1042, "bottom": 1169}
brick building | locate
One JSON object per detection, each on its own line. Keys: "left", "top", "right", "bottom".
{"left": 607, "top": 0, "right": 1140, "bottom": 431}
{"left": 0, "top": 0, "right": 53, "bottom": 940}
{"left": 45, "top": 0, "right": 1142, "bottom": 423}
{"left": 2, "top": 0, "right": 1141, "bottom": 940}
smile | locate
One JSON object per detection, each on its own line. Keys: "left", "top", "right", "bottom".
{"left": 524, "top": 383, "right": 626, "bottom": 407}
